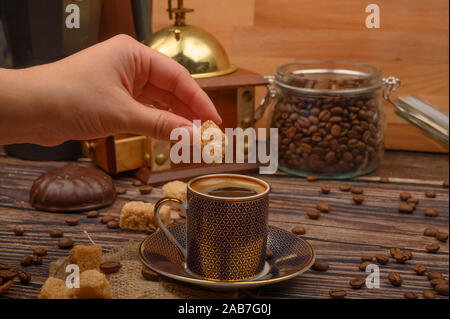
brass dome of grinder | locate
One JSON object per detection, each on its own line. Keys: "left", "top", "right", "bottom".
{"left": 142, "top": 0, "right": 236, "bottom": 78}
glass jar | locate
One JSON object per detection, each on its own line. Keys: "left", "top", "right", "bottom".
{"left": 257, "top": 61, "right": 391, "bottom": 179}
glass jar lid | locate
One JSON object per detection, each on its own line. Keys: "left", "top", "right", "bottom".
{"left": 274, "top": 61, "right": 384, "bottom": 95}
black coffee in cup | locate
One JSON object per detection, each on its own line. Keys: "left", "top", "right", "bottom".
{"left": 190, "top": 175, "right": 266, "bottom": 198}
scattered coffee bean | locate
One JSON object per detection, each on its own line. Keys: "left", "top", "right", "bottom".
{"left": 306, "top": 210, "right": 321, "bottom": 220}
{"left": 351, "top": 187, "right": 364, "bottom": 194}
{"left": 403, "top": 250, "right": 413, "bottom": 260}
{"left": 0, "top": 269, "right": 18, "bottom": 281}
{"left": 427, "top": 272, "right": 444, "bottom": 281}
{"left": 435, "top": 284, "right": 449, "bottom": 296}
{"left": 423, "top": 226, "right": 439, "bottom": 237}
{"left": 321, "top": 185, "right": 331, "bottom": 194}
{"left": 407, "top": 197, "right": 419, "bottom": 206}
{"left": 436, "top": 231, "right": 448, "bottom": 242}
{"left": 0, "top": 280, "right": 13, "bottom": 296}
{"left": 58, "top": 237, "right": 74, "bottom": 249}
{"left": 306, "top": 174, "right": 318, "bottom": 182}
{"left": 403, "top": 291, "right": 418, "bottom": 299}
{"left": 33, "top": 247, "right": 47, "bottom": 257}
{"left": 393, "top": 252, "right": 409, "bottom": 264}
{"left": 430, "top": 278, "right": 448, "bottom": 287}
{"left": 349, "top": 278, "right": 365, "bottom": 289}
{"left": 329, "top": 288, "right": 347, "bottom": 299}
{"left": 425, "top": 243, "right": 440, "bottom": 253}
{"left": 143, "top": 224, "right": 157, "bottom": 235}
{"left": 116, "top": 187, "right": 127, "bottom": 195}
{"left": 380, "top": 176, "right": 390, "bottom": 183}
{"left": 413, "top": 264, "right": 427, "bottom": 275}
{"left": 424, "top": 208, "right": 438, "bottom": 217}
{"left": 18, "top": 271, "right": 31, "bottom": 284}
{"left": 398, "top": 204, "right": 414, "bottom": 213}
{"left": 353, "top": 194, "right": 364, "bottom": 204}
{"left": 266, "top": 248, "right": 274, "bottom": 260}
{"left": 443, "top": 179, "right": 449, "bottom": 188}
{"left": 132, "top": 180, "right": 144, "bottom": 187}
{"left": 388, "top": 272, "right": 403, "bottom": 286}
{"left": 31, "top": 255, "right": 42, "bottom": 265}
{"left": 139, "top": 185, "right": 153, "bottom": 195}
{"left": 425, "top": 189, "right": 436, "bottom": 198}
{"left": 361, "top": 256, "right": 373, "bottom": 262}
{"left": 101, "top": 215, "right": 115, "bottom": 224}
{"left": 389, "top": 248, "right": 401, "bottom": 257}
{"left": 142, "top": 268, "right": 158, "bottom": 281}
{"left": 312, "top": 261, "right": 329, "bottom": 272}
{"left": 65, "top": 217, "right": 79, "bottom": 226}
{"left": 359, "top": 261, "right": 373, "bottom": 271}
{"left": 20, "top": 255, "right": 33, "bottom": 267}
{"left": 86, "top": 210, "right": 99, "bottom": 218}
{"left": 423, "top": 289, "right": 435, "bottom": 299}
{"left": 291, "top": 226, "right": 306, "bottom": 235}
{"left": 339, "top": 184, "right": 351, "bottom": 192}
{"left": 375, "top": 254, "right": 390, "bottom": 265}
{"left": 49, "top": 229, "right": 63, "bottom": 238}
{"left": 399, "top": 192, "right": 411, "bottom": 201}
{"left": 106, "top": 220, "right": 120, "bottom": 229}
{"left": 316, "top": 202, "right": 330, "bottom": 212}
{"left": 100, "top": 261, "right": 122, "bottom": 274}
{"left": 13, "top": 225, "right": 24, "bottom": 236}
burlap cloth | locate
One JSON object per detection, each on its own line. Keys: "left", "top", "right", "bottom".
{"left": 49, "top": 241, "right": 238, "bottom": 299}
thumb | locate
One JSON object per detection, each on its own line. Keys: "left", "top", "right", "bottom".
{"left": 124, "top": 98, "right": 193, "bottom": 141}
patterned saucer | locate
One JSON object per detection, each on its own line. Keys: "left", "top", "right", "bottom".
{"left": 139, "top": 223, "right": 315, "bottom": 291}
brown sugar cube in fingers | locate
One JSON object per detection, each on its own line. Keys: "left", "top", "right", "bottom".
{"left": 200, "top": 120, "right": 226, "bottom": 160}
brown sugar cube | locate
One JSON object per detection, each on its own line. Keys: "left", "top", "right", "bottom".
{"left": 162, "top": 181, "right": 187, "bottom": 210}
{"left": 119, "top": 201, "right": 170, "bottom": 231}
{"left": 200, "top": 120, "right": 226, "bottom": 160}
{"left": 39, "top": 277, "right": 73, "bottom": 299}
{"left": 74, "top": 270, "right": 111, "bottom": 299}
{"left": 68, "top": 245, "right": 102, "bottom": 273}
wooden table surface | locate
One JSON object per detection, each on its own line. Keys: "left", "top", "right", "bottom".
{"left": 0, "top": 150, "right": 448, "bottom": 299}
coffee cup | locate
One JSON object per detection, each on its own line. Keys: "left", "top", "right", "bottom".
{"left": 154, "top": 174, "right": 270, "bottom": 281}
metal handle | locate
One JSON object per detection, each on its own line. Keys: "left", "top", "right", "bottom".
{"left": 254, "top": 76, "right": 280, "bottom": 124}
{"left": 154, "top": 197, "right": 187, "bottom": 260}
{"left": 383, "top": 76, "right": 449, "bottom": 147}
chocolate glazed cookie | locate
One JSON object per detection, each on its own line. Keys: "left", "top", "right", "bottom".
{"left": 30, "top": 164, "right": 116, "bottom": 212}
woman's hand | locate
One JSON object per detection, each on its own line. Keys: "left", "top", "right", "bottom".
{"left": 0, "top": 34, "right": 221, "bottom": 146}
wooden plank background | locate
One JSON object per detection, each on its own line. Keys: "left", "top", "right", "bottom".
{"left": 0, "top": 151, "right": 448, "bottom": 299}
{"left": 151, "top": 0, "right": 449, "bottom": 153}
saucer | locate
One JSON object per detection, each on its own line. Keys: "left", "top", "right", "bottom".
{"left": 139, "top": 223, "right": 315, "bottom": 291}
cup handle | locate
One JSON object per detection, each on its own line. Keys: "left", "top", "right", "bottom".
{"left": 154, "top": 197, "right": 187, "bottom": 260}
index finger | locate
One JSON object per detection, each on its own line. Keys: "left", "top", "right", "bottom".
{"left": 138, "top": 43, "right": 222, "bottom": 124}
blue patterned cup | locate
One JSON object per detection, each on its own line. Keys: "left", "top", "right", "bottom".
{"left": 155, "top": 174, "right": 270, "bottom": 281}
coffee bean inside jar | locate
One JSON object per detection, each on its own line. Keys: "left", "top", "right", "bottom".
{"left": 261, "top": 61, "right": 389, "bottom": 179}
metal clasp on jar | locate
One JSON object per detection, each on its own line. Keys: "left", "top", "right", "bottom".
{"left": 382, "top": 76, "right": 449, "bottom": 147}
